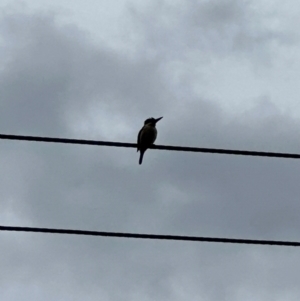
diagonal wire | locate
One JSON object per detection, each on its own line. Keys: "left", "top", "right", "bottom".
{"left": 1, "top": 225, "right": 300, "bottom": 247}
{"left": 0, "top": 133, "right": 300, "bottom": 159}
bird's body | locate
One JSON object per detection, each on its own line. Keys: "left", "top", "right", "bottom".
{"left": 137, "top": 117, "right": 163, "bottom": 165}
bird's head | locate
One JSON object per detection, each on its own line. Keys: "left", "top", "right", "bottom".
{"left": 144, "top": 117, "right": 163, "bottom": 126}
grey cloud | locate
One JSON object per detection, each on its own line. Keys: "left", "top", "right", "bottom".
{"left": 0, "top": 11, "right": 167, "bottom": 138}
{"left": 128, "top": 0, "right": 297, "bottom": 62}
{"left": 1, "top": 3, "right": 300, "bottom": 301}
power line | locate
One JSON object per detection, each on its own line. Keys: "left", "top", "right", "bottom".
{"left": 0, "top": 225, "right": 299, "bottom": 247}
{"left": 0, "top": 133, "right": 299, "bottom": 159}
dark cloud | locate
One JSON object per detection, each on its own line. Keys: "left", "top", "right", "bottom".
{"left": 0, "top": 11, "right": 167, "bottom": 137}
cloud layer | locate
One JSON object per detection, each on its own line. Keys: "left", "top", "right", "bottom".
{"left": 1, "top": 1, "right": 300, "bottom": 300}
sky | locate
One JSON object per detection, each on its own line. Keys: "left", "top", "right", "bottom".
{"left": 1, "top": 0, "right": 300, "bottom": 300}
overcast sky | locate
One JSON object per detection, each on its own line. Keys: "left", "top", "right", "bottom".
{"left": 1, "top": 0, "right": 300, "bottom": 300}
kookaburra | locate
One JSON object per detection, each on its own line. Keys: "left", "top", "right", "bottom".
{"left": 137, "top": 117, "right": 163, "bottom": 165}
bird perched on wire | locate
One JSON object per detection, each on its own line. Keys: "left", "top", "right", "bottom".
{"left": 137, "top": 117, "right": 163, "bottom": 165}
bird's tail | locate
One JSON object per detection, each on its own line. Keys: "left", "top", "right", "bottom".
{"left": 139, "top": 150, "right": 145, "bottom": 165}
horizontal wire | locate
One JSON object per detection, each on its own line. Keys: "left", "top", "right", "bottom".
{"left": 0, "top": 133, "right": 300, "bottom": 159}
{"left": 0, "top": 225, "right": 299, "bottom": 247}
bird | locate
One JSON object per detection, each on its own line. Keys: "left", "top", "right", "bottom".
{"left": 137, "top": 117, "right": 163, "bottom": 165}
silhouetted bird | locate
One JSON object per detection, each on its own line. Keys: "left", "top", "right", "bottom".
{"left": 137, "top": 117, "right": 163, "bottom": 165}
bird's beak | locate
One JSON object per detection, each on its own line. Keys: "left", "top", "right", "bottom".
{"left": 155, "top": 117, "right": 163, "bottom": 123}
